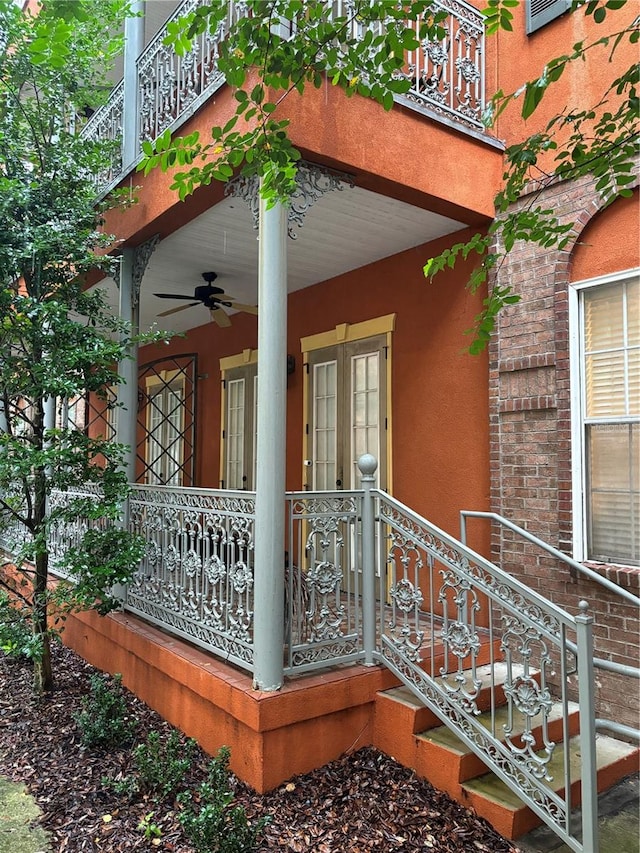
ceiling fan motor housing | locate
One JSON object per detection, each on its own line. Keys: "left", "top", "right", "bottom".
{"left": 194, "top": 284, "right": 223, "bottom": 303}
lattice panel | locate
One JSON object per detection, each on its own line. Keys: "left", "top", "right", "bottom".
{"left": 137, "top": 355, "right": 197, "bottom": 487}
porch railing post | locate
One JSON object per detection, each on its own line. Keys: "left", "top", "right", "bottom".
{"left": 358, "top": 454, "right": 378, "bottom": 666}
{"left": 114, "top": 247, "right": 139, "bottom": 604}
{"left": 576, "top": 600, "right": 599, "bottom": 853}
{"left": 117, "top": 247, "right": 138, "bottom": 487}
{"left": 123, "top": 2, "right": 144, "bottom": 170}
{"left": 253, "top": 185, "right": 287, "bottom": 691}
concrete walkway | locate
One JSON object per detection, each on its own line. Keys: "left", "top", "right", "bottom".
{"left": 517, "top": 774, "right": 639, "bottom": 853}
{"left": 0, "top": 777, "right": 50, "bottom": 853}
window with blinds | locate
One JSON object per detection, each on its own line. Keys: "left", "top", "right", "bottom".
{"left": 581, "top": 277, "right": 639, "bottom": 565}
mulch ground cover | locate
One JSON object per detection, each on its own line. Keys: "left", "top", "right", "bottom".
{"left": 0, "top": 643, "right": 522, "bottom": 852}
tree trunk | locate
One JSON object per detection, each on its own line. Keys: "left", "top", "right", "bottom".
{"left": 32, "top": 452, "right": 53, "bottom": 694}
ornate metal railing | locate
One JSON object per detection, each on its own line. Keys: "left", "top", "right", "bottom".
{"left": 284, "top": 490, "right": 364, "bottom": 674}
{"left": 124, "top": 485, "right": 367, "bottom": 675}
{"left": 372, "top": 487, "right": 598, "bottom": 853}
{"left": 0, "top": 492, "right": 32, "bottom": 560}
{"left": 48, "top": 484, "right": 110, "bottom": 578}
{"left": 137, "top": 0, "right": 241, "bottom": 147}
{"left": 406, "top": 0, "right": 483, "bottom": 127}
{"left": 82, "top": 80, "right": 124, "bottom": 188}
{"left": 82, "top": 0, "right": 485, "bottom": 190}
{"left": 126, "top": 484, "right": 256, "bottom": 671}
{"left": 2, "top": 486, "right": 107, "bottom": 574}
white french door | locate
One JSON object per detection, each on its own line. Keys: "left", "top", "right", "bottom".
{"left": 222, "top": 363, "right": 258, "bottom": 490}
{"left": 308, "top": 336, "right": 386, "bottom": 492}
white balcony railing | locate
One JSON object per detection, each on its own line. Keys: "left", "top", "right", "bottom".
{"left": 82, "top": 0, "right": 485, "bottom": 190}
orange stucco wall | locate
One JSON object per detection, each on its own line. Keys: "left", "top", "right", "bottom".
{"left": 102, "top": 75, "right": 502, "bottom": 254}
{"left": 485, "top": 3, "right": 638, "bottom": 169}
{"left": 139, "top": 226, "right": 490, "bottom": 543}
{"left": 570, "top": 188, "right": 640, "bottom": 283}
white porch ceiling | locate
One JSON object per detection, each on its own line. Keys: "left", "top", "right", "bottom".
{"left": 98, "top": 183, "right": 466, "bottom": 335}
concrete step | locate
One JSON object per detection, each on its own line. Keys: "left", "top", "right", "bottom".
{"left": 414, "top": 698, "right": 580, "bottom": 796}
{"left": 460, "top": 734, "right": 640, "bottom": 840}
{"left": 374, "top": 661, "right": 532, "bottom": 770}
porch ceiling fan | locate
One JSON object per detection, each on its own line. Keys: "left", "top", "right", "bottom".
{"left": 154, "top": 271, "right": 258, "bottom": 328}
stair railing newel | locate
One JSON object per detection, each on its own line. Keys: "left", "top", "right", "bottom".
{"left": 575, "top": 601, "right": 598, "bottom": 853}
{"left": 359, "top": 454, "right": 378, "bottom": 667}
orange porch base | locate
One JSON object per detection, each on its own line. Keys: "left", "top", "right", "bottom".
{"left": 62, "top": 609, "right": 399, "bottom": 793}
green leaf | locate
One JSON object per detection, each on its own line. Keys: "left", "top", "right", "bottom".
{"left": 522, "top": 81, "right": 546, "bottom": 119}
{"left": 251, "top": 84, "right": 264, "bottom": 104}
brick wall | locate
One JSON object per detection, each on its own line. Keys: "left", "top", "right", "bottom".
{"left": 489, "top": 171, "right": 640, "bottom": 729}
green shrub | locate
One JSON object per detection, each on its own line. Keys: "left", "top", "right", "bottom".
{"left": 177, "top": 746, "right": 270, "bottom": 853}
{"left": 74, "top": 673, "right": 136, "bottom": 748}
{"left": 134, "top": 729, "right": 196, "bottom": 799}
{"left": 101, "top": 773, "right": 139, "bottom": 799}
{"left": 137, "top": 812, "right": 162, "bottom": 841}
{"left": 0, "top": 590, "right": 43, "bottom": 662}
{"left": 102, "top": 728, "right": 196, "bottom": 801}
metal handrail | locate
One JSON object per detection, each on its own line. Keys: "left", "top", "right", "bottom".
{"left": 459, "top": 510, "right": 639, "bottom": 605}
{"left": 372, "top": 485, "right": 600, "bottom": 852}
{"left": 460, "top": 508, "right": 640, "bottom": 742}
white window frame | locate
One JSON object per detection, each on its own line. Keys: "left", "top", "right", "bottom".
{"left": 219, "top": 349, "right": 258, "bottom": 490}
{"left": 569, "top": 267, "right": 639, "bottom": 565}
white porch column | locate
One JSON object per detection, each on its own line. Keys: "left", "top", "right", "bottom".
{"left": 252, "top": 189, "right": 288, "bottom": 691}
{"left": 122, "top": 2, "right": 144, "bottom": 170}
{"left": 117, "top": 248, "right": 139, "bottom": 485}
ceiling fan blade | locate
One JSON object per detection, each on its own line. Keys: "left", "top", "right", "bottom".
{"left": 210, "top": 307, "right": 231, "bottom": 328}
{"left": 227, "top": 301, "right": 258, "bottom": 316}
{"left": 158, "top": 302, "right": 200, "bottom": 317}
{"left": 154, "top": 292, "right": 198, "bottom": 300}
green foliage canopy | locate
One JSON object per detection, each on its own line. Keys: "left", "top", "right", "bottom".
{"left": 0, "top": 0, "right": 164, "bottom": 692}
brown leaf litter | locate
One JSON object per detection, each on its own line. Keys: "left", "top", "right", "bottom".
{"left": 0, "top": 643, "right": 522, "bottom": 852}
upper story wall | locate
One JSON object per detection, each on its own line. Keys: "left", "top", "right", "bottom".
{"left": 485, "top": 0, "right": 637, "bottom": 152}
{"left": 94, "top": 0, "right": 504, "bottom": 247}
{"left": 571, "top": 188, "right": 639, "bottom": 282}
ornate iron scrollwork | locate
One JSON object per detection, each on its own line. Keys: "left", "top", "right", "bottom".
{"left": 226, "top": 161, "right": 355, "bottom": 239}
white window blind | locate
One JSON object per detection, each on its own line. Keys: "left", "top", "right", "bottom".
{"left": 582, "top": 277, "right": 639, "bottom": 565}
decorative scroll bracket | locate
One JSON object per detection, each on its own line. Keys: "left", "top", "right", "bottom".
{"left": 225, "top": 162, "right": 355, "bottom": 240}
{"left": 113, "top": 233, "right": 161, "bottom": 309}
